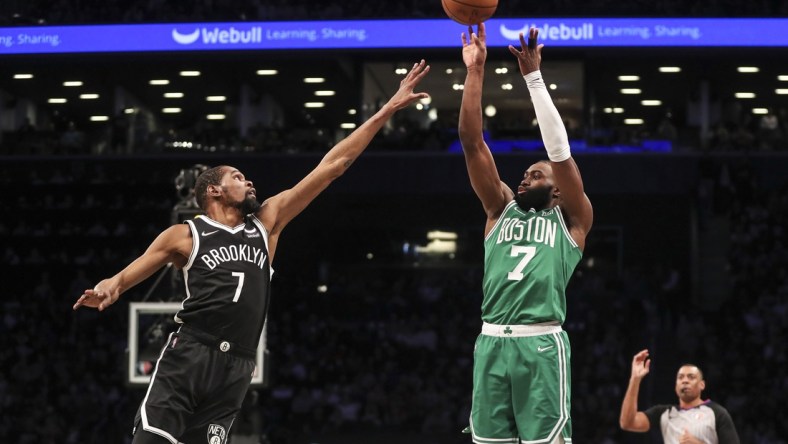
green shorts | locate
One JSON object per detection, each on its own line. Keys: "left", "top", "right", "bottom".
{"left": 469, "top": 323, "right": 572, "bottom": 444}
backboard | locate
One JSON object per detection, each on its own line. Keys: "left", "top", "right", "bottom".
{"left": 127, "top": 302, "right": 268, "bottom": 388}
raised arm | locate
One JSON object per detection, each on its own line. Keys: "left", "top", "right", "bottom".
{"left": 509, "top": 28, "right": 593, "bottom": 249}
{"left": 459, "top": 23, "right": 513, "bottom": 230}
{"left": 72, "top": 224, "right": 192, "bottom": 311}
{"left": 258, "top": 60, "right": 430, "bottom": 250}
{"left": 619, "top": 349, "right": 653, "bottom": 432}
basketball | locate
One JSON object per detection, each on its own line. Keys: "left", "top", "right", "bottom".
{"left": 441, "top": 0, "right": 498, "bottom": 25}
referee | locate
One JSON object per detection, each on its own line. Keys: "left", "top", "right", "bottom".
{"left": 619, "top": 349, "right": 740, "bottom": 444}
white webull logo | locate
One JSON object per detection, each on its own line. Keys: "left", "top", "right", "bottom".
{"left": 499, "top": 23, "right": 594, "bottom": 41}
{"left": 172, "top": 28, "right": 200, "bottom": 44}
{"left": 172, "top": 27, "right": 263, "bottom": 45}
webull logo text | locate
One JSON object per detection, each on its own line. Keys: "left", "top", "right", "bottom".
{"left": 173, "top": 27, "right": 263, "bottom": 45}
{"left": 500, "top": 23, "right": 593, "bottom": 41}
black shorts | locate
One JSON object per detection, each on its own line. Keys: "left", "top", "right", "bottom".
{"left": 133, "top": 327, "right": 256, "bottom": 444}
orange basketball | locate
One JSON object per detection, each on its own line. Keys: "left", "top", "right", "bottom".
{"left": 441, "top": 0, "right": 498, "bottom": 25}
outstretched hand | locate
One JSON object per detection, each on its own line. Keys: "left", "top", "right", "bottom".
{"left": 630, "top": 349, "right": 651, "bottom": 380}
{"left": 387, "top": 59, "right": 431, "bottom": 111}
{"left": 461, "top": 22, "right": 487, "bottom": 70}
{"left": 73, "top": 279, "right": 119, "bottom": 311}
{"left": 508, "top": 26, "right": 543, "bottom": 76}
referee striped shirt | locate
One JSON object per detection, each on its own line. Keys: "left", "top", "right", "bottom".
{"left": 645, "top": 400, "right": 740, "bottom": 444}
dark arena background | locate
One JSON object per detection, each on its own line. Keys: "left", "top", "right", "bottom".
{"left": 1, "top": 1, "right": 787, "bottom": 443}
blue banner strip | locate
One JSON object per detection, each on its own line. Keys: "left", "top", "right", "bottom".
{"left": 1, "top": 18, "right": 787, "bottom": 54}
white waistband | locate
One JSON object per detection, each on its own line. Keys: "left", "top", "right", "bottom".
{"left": 481, "top": 321, "right": 562, "bottom": 337}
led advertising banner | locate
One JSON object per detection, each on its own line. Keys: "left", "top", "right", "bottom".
{"left": 1, "top": 18, "right": 787, "bottom": 54}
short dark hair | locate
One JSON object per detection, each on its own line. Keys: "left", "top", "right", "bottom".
{"left": 678, "top": 363, "right": 704, "bottom": 380}
{"left": 194, "top": 166, "right": 226, "bottom": 209}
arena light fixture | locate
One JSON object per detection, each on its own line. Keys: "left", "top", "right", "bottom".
{"left": 348, "top": 109, "right": 357, "bottom": 115}
{"left": 162, "top": 107, "right": 182, "bottom": 113}
{"left": 48, "top": 98, "right": 67, "bottom": 104}
{"left": 13, "top": 73, "right": 33, "bottom": 79}
{"left": 206, "top": 96, "right": 226, "bottom": 102}
{"left": 164, "top": 92, "right": 184, "bottom": 98}
{"left": 734, "top": 92, "right": 756, "bottom": 99}
{"left": 304, "top": 102, "right": 325, "bottom": 108}
{"left": 779, "top": 75, "right": 788, "bottom": 81}
{"left": 618, "top": 75, "right": 640, "bottom": 81}
{"left": 149, "top": 79, "right": 170, "bottom": 85}
{"left": 776, "top": 89, "right": 788, "bottom": 95}
{"left": 752, "top": 108, "right": 769, "bottom": 114}
{"left": 303, "top": 77, "right": 325, "bottom": 83}
{"left": 79, "top": 93, "right": 99, "bottom": 99}
{"left": 549, "top": 84, "right": 557, "bottom": 90}
{"left": 737, "top": 67, "right": 759, "bottom": 73}
{"left": 621, "top": 88, "right": 641, "bottom": 95}
{"left": 658, "top": 67, "right": 681, "bottom": 73}
{"left": 206, "top": 114, "right": 225, "bottom": 120}
{"left": 64, "top": 81, "right": 83, "bottom": 87}
{"left": 641, "top": 100, "right": 662, "bottom": 106}
{"left": 624, "top": 118, "right": 644, "bottom": 125}
{"left": 256, "top": 69, "right": 278, "bottom": 76}
{"left": 179, "top": 71, "right": 201, "bottom": 76}
{"left": 90, "top": 115, "right": 109, "bottom": 121}
{"left": 340, "top": 123, "right": 356, "bottom": 129}
{"left": 314, "top": 90, "right": 335, "bottom": 96}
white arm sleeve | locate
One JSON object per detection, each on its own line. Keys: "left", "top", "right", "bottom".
{"left": 524, "top": 71, "right": 571, "bottom": 162}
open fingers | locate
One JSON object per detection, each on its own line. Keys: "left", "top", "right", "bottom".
{"left": 72, "top": 295, "right": 86, "bottom": 310}
{"left": 518, "top": 32, "right": 528, "bottom": 51}
{"left": 406, "top": 60, "right": 430, "bottom": 83}
{"left": 73, "top": 288, "right": 105, "bottom": 310}
{"left": 73, "top": 293, "right": 95, "bottom": 310}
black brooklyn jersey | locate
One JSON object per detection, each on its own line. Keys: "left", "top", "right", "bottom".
{"left": 176, "top": 214, "right": 272, "bottom": 350}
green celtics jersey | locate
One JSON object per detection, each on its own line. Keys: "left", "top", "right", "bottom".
{"left": 482, "top": 200, "right": 582, "bottom": 325}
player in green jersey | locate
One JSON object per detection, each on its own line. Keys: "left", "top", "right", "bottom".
{"left": 458, "top": 24, "right": 594, "bottom": 444}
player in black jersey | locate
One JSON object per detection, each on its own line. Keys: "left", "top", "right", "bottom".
{"left": 73, "top": 60, "right": 430, "bottom": 444}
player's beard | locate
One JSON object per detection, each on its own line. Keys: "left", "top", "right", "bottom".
{"left": 515, "top": 185, "right": 553, "bottom": 211}
{"left": 239, "top": 196, "right": 262, "bottom": 215}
